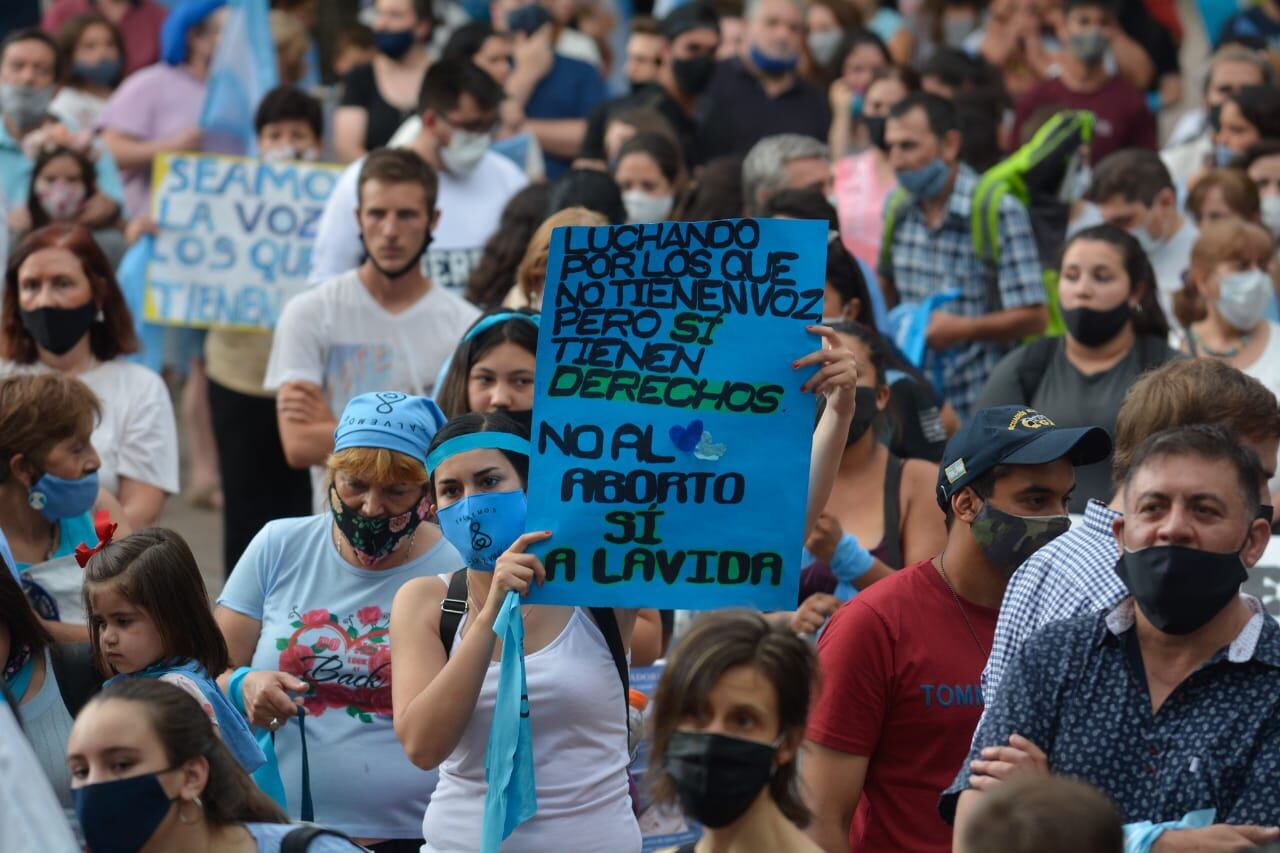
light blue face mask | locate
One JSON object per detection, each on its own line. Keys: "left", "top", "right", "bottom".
{"left": 28, "top": 470, "right": 98, "bottom": 522}
{"left": 896, "top": 158, "right": 950, "bottom": 199}
{"left": 1215, "top": 143, "right": 1237, "bottom": 167}
{"left": 437, "top": 490, "right": 529, "bottom": 570}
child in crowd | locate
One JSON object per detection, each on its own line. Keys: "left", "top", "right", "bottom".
{"left": 82, "top": 526, "right": 266, "bottom": 774}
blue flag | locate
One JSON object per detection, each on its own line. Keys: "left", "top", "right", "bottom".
{"left": 199, "top": 0, "right": 278, "bottom": 155}
{"left": 482, "top": 591, "right": 537, "bottom": 851}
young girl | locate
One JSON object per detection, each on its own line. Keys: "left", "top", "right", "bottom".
{"left": 25, "top": 146, "right": 99, "bottom": 233}
{"left": 434, "top": 310, "right": 539, "bottom": 422}
{"left": 82, "top": 527, "right": 265, "bottom": 774}
{"left": 67, "top": 679, "right": 361, "bottom": 853}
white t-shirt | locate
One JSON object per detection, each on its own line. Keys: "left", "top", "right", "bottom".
{"left": 1150, "top": 217, "right": 1199, "bottom": 325}
{"left": 263, "top": 269, "right": 479, "bottom": 511}
{"left": 307, "top": 151, "right": 528, "bottom": 292}
{"left": 49, "top": 88, "right": 108, "bottom": 136}
{"left": 0, "top": 359, "right": 179, "bottom": 496}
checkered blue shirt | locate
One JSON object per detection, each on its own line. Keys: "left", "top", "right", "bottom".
{"left": 882, "top": 164, "right": 1045, "bottom": 420}
{"left": 982, "top": 499, "right": 1127, "bottom": 703}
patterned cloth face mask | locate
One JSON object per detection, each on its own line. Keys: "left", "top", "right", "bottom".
{"left": 329, "top": 484, "right": 429, "bottom": 566}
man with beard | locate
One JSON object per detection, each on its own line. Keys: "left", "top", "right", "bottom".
{"left": 267, "top": 148, "right": 479, "bottom": 513}
{"left": 699, "top": 0, "right": 830, "bottom": 155}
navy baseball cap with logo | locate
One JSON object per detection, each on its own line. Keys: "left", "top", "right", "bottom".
{"left": 936, "top": 406, "right": 1112, "bottom": 510}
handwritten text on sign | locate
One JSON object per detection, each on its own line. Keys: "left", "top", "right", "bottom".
{"left": 525, "top": 218, "right": 825, "bottom": 611}
{"left": 145, "top": 153, "right": 341, "bottom": 329}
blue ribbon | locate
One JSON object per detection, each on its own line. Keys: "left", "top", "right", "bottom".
{"left": 426, "top": 433, "right": 531, "bottom": 476}
{"left": 482, "top": 591, "right": 537, "bottom": 851}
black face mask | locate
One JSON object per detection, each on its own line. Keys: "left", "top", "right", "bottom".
{"left": 1259, "top": 504, "right": 1274, "bottom": 527}
{"left": 1061, "top": 302, "right": 1131, "bottom": 347}
{"left": 501, "top": 408, "right": 534, "bottom": 433}
{"left": 845, "top": 386, "right": 880, "bottom": 447}
{"left": 864, "top": 116, "right": 887, "bottom": 151}
{"left": 359, "top": 230, "right": 433, "bottom": 280}
{"left": 665, "top": 731, "right": 778, "bottom": 828}
{"left": 1114, "top": 543, "right": 1248, "bottom": 634}
{"left": 20, "top": 302, "right": 95, "bottom": 355}
{"left": 672, "top": 55, "right": 716, "bottom": 95}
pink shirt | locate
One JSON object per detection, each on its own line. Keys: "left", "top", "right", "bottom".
{"left": 834, "top": 151, "right": 897, "bottom": 270}
{"left": 42, "top": 0, "right": 168, "bottom": 76}
{"left": 98, "top": 62, "right": 205, "bottom": 218}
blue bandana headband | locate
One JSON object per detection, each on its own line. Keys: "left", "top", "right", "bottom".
{"left": 463, "top": 312, "right": 540, "bottom": 342}
{"left": 426, "top": 432, "right": 531, "bottom": 476}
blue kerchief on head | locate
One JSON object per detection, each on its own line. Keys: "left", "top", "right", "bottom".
{"left": 161, "top": 0, "right": 228, "bottom": 66}
{"left": 333, "top": 393, "right": 447, "bottom": 464}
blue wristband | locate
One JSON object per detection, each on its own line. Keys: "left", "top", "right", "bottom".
{"left": 227, "top": 666, "right": 256, "bottom": 718}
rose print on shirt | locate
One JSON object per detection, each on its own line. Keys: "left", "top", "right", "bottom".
{"left": 273, "top": 604, "right": 393, "bottom": 723}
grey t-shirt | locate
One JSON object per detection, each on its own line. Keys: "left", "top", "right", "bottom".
{"left": 977, "top": 339, "right": 1178, "bottom": 507}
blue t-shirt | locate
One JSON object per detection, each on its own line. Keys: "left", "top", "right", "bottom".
{"left": 244, "top": 822, "right": 363, "bottom": 852}
{"left": 525, "top": 54, "right": 607, "bottom": 179}
{"left": 218, "top": 514, "right": 463, "bottom": 840}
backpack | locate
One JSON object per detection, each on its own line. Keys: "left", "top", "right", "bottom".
{"left": 1014, "top": 334, "right": 1175, "bottom": 403}
{"left": 47, "top": 643, "right": 101, "bottom": 718}
{"left": 880, "top": 110, "right": 1096, "bottom": 340}
{"left": 280, "top": 825, "right": 364, "bottom": 852}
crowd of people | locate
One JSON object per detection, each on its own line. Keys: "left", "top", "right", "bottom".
{"left": 3, "top": 0, "right": 1280, "bottom": 851}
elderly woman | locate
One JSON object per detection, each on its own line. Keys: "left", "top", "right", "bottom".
{"left": 215, "top": 392, "right": 462, "bottom": 848}
{"left": 0, "top": 372, "right": 129, "bottom": 643}
{"left": 0, "top": 225, "right": 177, "bottom": 530}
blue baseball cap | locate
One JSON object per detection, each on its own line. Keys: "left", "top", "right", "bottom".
{"left": 334, "top": 393, "right": 448, "bottom": 465}
{"left": 936, "top": 406, "right": 1112, "bottom": 510}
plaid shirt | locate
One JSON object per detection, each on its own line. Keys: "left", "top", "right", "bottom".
{"left": 982, "top": 499, "right": 1126, "bottom": 704}
{"left": 882, "top": 164, "right": 1044, "bottom": 419}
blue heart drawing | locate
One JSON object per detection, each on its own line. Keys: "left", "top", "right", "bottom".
{"left": 669, "top": 419, "right": 704, "bottom": 453}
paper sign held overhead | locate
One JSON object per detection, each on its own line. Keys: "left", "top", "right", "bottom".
{"left": 525, "top": 218, "right": 826, "bottom": 611}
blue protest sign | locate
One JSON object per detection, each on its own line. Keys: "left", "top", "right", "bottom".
{"left": 525, "top": 218, "right": 825, "bottom": 610}
{"left": 629, "top": 664, "right": 701, "bottom": 850}
{"left": 145, "top": 153, "right": 341, "bottom": 330}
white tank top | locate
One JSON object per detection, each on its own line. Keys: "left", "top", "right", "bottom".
{"left": 421, "top": 603, "right": 641, "bottom": 853}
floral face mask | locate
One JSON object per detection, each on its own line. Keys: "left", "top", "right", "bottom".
{"left": 329, "top": 484, "right": 429, "bottom": 566}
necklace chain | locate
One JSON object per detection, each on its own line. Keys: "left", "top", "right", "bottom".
{"left": 936, "top": 552, "right": 988, "bottom": 658}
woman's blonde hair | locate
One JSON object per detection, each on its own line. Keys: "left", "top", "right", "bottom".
{"left": 326, "top": 447, "right": 428, "bottom": 487}
{"left": 1175, "top": 217, "right": 1274, "bottom": 328}
{"left": 515, "top": 207, "right": 609, "bottom": 306}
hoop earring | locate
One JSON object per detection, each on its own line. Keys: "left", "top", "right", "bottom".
{"left": 177, "top": 796, "right": 203, "bottom": 824}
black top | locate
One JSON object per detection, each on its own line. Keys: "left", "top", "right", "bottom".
{"left": 580, "top": 84, "right": 711, "bottom": 167}
{"left": 340, "top": 63, "right": 418, "bottom": 152}
{"left": 698, "top": 58, "right": 831, "bottom": 156}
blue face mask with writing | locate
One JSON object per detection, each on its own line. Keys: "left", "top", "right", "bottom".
{"left": 437, "top": 490, "right": 528, "bottom": 570}
{"left": 28, "top": 470, "right": 98, "bottom": 522}
{"left": 896, "top": 158, "right": 950, "bottom": 200}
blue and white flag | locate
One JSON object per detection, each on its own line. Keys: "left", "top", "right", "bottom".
{"left": 199, "top": 0, "right": 278, "bottom": 155}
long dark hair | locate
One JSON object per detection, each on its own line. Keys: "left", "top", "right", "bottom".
{"left": 87, "top": 679, "right": 287, "bottom": 826}
{"left": 26, "top": 145, "right": 98, "bottom": 230}
{"left": 435, "top": 310, "right": 539, "bottom": 418}
{"left": 464, "top": 184, "right": 553, "bottom": 309}
{"left": 0, "top": 564, "right": 52, "bottom": 659}
{"left": 426, "top": 411, "right": 530, "bottom": 499}
{"left": 1061, "top": 224, "right": 1169, "bottom": 339}
{"left": 83, "top": 529, "right": 229, "bottom": 677}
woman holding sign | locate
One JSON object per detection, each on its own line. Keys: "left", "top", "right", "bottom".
{"left": 389, "top": 324, "right": 859, "bottom": 852}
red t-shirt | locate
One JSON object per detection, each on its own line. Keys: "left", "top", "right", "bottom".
{"left": 807, "top": 559, "right": 997, "bottom": 853}
{"left": 1013, "top": 76, "right": 1156, "bottom": 163}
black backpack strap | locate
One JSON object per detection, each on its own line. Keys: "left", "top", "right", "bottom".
{"left": 589, "top": 607, "right": 629, "bottom": 699}
{"left": 280, "top": 824, "right": 363, "bottom": 853}
{"left": 439, "top": 570, "right": 469, "bottom": 657}
{"left": 48, "top": 643, "right": 101, "bottom": 718}
{"left": 1013, "top": 336, "right": 1060, "bottom": 404}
